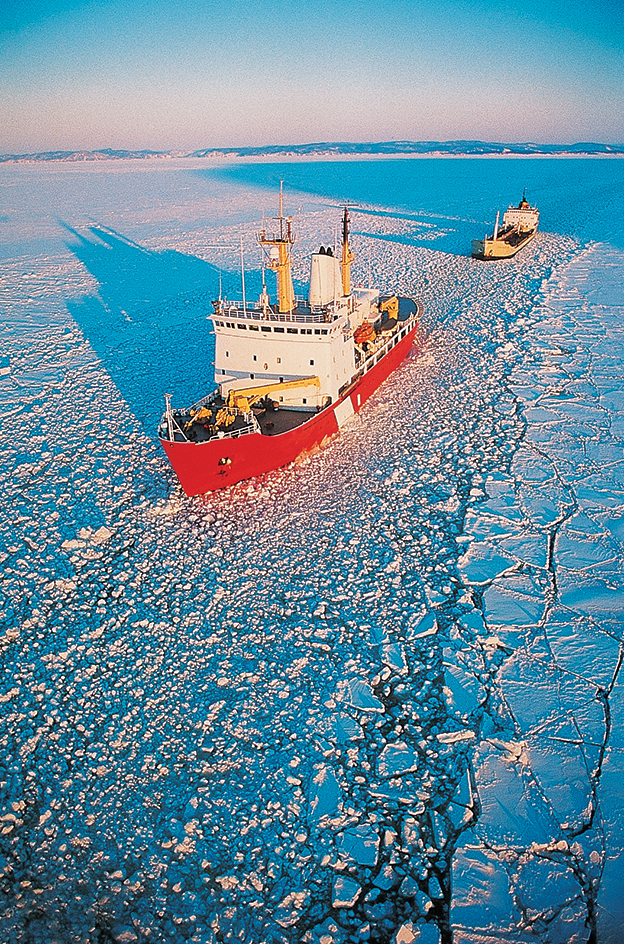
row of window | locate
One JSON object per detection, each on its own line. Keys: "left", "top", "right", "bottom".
{"left": 225, "top": 353, "right": 316, "bottom": 366}
{"left": 215, "top": 321, "right": 328, "bottom": 336}
{"left": 218, "top": 323, "right": 412, "bottom": 378}
{"left": 222, "top": 327, "right": 409, "bottom": 365}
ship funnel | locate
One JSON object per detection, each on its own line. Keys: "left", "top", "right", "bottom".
{"left": 309, "top": 251, "right": 343, "bottom": 306}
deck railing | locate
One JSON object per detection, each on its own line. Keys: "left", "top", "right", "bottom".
{"left": 160, "top": 408, "right": 260, "bottom": 444}
{"left": 216, "top": 298, "right": 347, "bottom": 324}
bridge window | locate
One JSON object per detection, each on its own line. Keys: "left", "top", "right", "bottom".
{"left": 310, "top": 359, "right": 315, "bottom": 366}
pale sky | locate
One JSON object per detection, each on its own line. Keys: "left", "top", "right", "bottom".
{"left": 1, "top": 0, "right": 623, "bottom": 153}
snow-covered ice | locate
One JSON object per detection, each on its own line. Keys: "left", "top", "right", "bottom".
{"left": 1, "top": 157, "right": 623, "bottom": 944}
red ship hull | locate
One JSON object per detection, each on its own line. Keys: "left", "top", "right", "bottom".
{"left": 160, "top": 323, "right": 419, "bottom": 496}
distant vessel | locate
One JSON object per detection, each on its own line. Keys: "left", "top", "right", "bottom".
{"left": 158, "top": 191, "right": 422, "bottom": 496}
{"left": 472, "top": 191, "right": 539, "bottom": 260}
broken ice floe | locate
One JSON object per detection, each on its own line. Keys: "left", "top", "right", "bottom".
{"left": 308, "top": 765, "right": 342, "bottom": 821}
{"left": 337, "top": 824, "right": 380, "bottom": 867}
{"left": 452, "top": 244, "right": 624, "bottom": 944}
{"left": 332, "top": 874, "right": 361, "bottom": 908}
{"left": 338, "top": 678, "right": 384, "bottom": 712}
{"left": 377, "top": 743, "right": 419, "bottom": 778}
{"left": 3, "top": 166, "right": 624, "bottom": 944}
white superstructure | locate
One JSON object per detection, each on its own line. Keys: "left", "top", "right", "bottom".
{"left": 501, "top": 202, "right": 539, "bottom": 232}
{"left": 472, "top": 191, "right": 540, "bottom": 260}
{"left": 212, "top": 287, "right": 380, "bottom": 407}
{"left": 210, "top": 194, "right": 386, "bottom": 408}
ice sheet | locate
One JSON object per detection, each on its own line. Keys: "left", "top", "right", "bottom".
{"left": 1, "top": 161, "right": 623, "bottom": 944}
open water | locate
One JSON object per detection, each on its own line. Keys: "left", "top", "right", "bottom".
{"left": 1, "top": 156, "right": 624, "bottom": 944}
{"left": 209, "top": 156, "right": 624, "bottom": 250}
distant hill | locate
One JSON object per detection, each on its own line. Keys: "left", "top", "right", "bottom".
{"left": 2, "top": 140, "right": 623, "bottom": 164}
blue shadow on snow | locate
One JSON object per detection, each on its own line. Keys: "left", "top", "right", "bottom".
{"left": 62, "top": 223, "right": 220, "bottom": 431}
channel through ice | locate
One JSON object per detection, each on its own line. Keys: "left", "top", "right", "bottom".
{"left": 1, "top": 158, "right": 623, "bottom": 944}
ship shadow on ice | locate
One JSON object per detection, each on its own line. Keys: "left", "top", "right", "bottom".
{"left": 62, "top": 223, "right": 222, "bottom": 431}
{"left": 353, "top": 209, "right": 481, "bottom": 256}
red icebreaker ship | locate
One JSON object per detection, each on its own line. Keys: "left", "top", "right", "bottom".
{"left": 158, "top": 193, "right": 423, "bottom": 495}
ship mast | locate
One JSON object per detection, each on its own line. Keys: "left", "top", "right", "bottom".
{"left": 258, "top": 181, "right": 295, "bottom": 314}
{"left": 341, "top": 205, "right": 355, "bottom": 297}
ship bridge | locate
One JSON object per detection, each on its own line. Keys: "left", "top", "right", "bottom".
{"left": 211, "top": 297, "right": 358, "bottom": 408}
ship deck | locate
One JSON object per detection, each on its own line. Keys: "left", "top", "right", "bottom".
{"left": 171, "top": 404, "right": 315, "bottom": 444}
{"left": 256, "top": 407, "right": 315, "bottom": 437}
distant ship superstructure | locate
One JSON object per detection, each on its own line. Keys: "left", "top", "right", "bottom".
{"left": 472, "top": 191, "right": 539, "bottom": 260}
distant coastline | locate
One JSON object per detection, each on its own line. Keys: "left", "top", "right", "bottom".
{"left": 1, "top": 140, "right": 623, "bottom": 165}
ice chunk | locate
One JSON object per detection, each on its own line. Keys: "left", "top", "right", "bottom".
{"left": 332, "top": 875, "right": 361, "bottom": 908}
{"left": 518, "top": 485, "right": 567, "bottom": 526}
{"left": 474, "top": 747, "right": 556, "bottom": 846}
{"left": 451, "top": 845, "right": 516, "bottom": 931}
{"left": 373, "top": 864, "right": 397, "bottom": 890}
{"left": 510, "top": 446, "right": 556, "bottom": 484}
{"left": 524, "top": 740, "right": 591, "bottom": 830}
{"left": 498, "top": 533, "right": 548, "bottom": 568}
{"left": 382, "top": 643, "right": 408, "bottom": 674}
{"left": 394, "top": 923, "right": 419, "bottom": 944}
{"left": 91, "top": 526, "right": 113, "bottom": 545}
{"left": 335, "top": 712, "right": 363, "bottom": 742}
{"left": 482, "top": 576, "right": 544, "bottom": 626}
{"left": 410, "top": 611, "right": 438, "bottom": 639}
{"left": 377, "top": 742, "right": 418, "bottom": 778}
{"left": 557, "top": 577, "right": 624, "bottom": 619}
{"left": 555, "top": 531, "right": 617, "bottom": 569}
{"left": 444, "top": 663, "right": 483, "bottom": 716}
{"left": 340, "top": 678, "right": 384, "bottom": 712}
{"left": 458, "top": 542, "right": 516, "bottom": 585}
{"left": 112, "top": 928, "right": 138, "bottom": 944}
{"left": 215, "top": 874, "right": 239, "bottom": 890}
{"left": 309, "top": 765, "right": 341, "bottom": 821}
{"left": 275, "top": 890, "right": 311, "bottom": 927}
{"left": 337, "top": 824, "right": 379, "bottom": 867}
{"left": 437, "top": 730, "right": 476, "bottom": 745}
